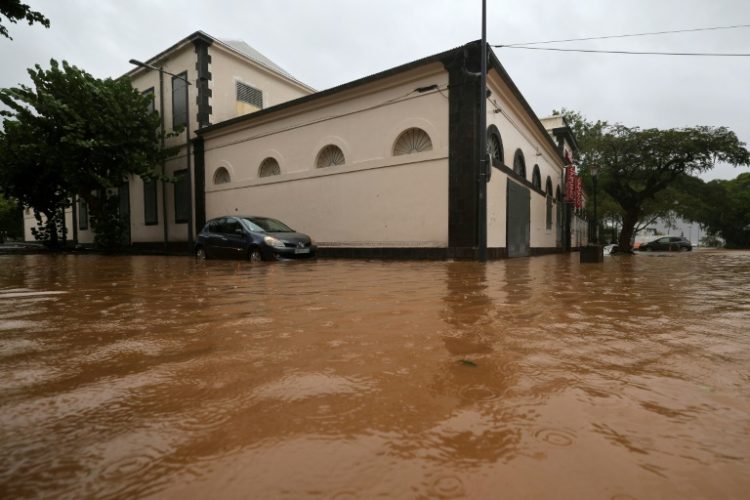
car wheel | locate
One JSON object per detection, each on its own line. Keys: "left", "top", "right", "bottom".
{"left": 679, "top": 246, "right": 688, "bottom": 252}
{"left": 248, "top": 248, "right": 263, "bottom": 262}
{"left": 195, "top": 247, "right": 207, "bottom": 260}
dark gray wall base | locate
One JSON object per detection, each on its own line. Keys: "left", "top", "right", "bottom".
{"left": 318, "top": 247, "right": 449, "bottom": 260}
{"left": 128, "top": 242, "right": 192, "bottom": 255}
{"left": 530, "top": 247, "right": 564, "bottom": 256}
{"left": 318, "top": 246, "right": 516, "bottom": 260}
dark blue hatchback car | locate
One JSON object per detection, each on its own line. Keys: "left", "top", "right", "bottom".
{"left": 195, "top": 216, "right": 316, "bottom": 261}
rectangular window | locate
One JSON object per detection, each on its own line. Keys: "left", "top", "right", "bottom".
{"left": 172, "top": 72, "right": 188, "bottom": 130}
{"left": 78, "top": 198, "right": 88, "bottom": 230}
{"left": 174, "top": 169, "right": 188, "bottom": 223}
{"left": 236, "top": 81, "right": 263, "bottom": 108}
{"left": 142, "top": 87, "right": 155, "bottom": 114}
{"left": 143, "top": 178, "right": 158, "bottom": 225}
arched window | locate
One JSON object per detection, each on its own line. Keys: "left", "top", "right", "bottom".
{"left": 487, "top": 126, "right": 504, "bottom": 166}
{"left": 213, "top": 167, "right": 230, "bottom": 184}
{"left": 393, "top": 128, "right": 432, "bottom": 155}
{"left": 258, "top": 157, "right": 281, "bottom": 177}
{"left": 545, "top": 176, "right": 554, "bottom": 230}
{"left": 316, "top": 145, "right": 345, "bottom": 168}
{"left": 513, "top": 149, "right": 526, "bottom": 179}
{"left": 556, "top": 185, "right": 562, "bottom": 202}
{"left": 531, "top": 165, "right": 541, "bottom": 190}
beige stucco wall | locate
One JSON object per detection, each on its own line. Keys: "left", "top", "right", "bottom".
{"left": 209, "top": 43, "right": 313, "bottom": 125}
{"left": 485, "top": 72, "right": 564, "bottom": 250}
{"left": 126, "top": 39, "right": 314, "bottom": 244}
{"left": 126, "top": 43, "right": 197, "bottom": 244}
{"left": 202, "top": 64, "right": 450, "bottom": 247}
{"left": 22, "top": 205, "right": 94, "bottom": 244}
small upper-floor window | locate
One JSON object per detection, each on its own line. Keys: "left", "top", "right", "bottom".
{"left": 172, "top": 72, "right": 188, "bottom": 130}
{"left": 393, "top": 128, "right": 432, "bottom": 155}
{"left": 316, "top": 145, "right": 345, "bottom": 168}
{"left": 236, "top": 81, "right": 263, "bottom": 109}
{"left": 259, "top": 157, "right": 281, "bottom": 177}
{"left": 513, "top": 149, "right": 526, "bottom": 179}
{"left": 142, "top": 87, "right": 155, "bottom": 114}
{"left": 213, "top": 167, "right": 231, "bottom": 184}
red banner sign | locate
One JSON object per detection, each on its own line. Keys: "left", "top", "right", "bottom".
{"left": 565, "top": 165, "right": 576, "bottom": 204}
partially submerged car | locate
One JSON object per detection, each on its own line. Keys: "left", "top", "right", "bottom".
{"left": 638, "top": 236, "right": 692, "bottom": 252}
{"left": 195, "top": 216, "right": 316, "bottom": 261}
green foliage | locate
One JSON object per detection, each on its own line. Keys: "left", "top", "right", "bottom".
{"left": 0, "top": 194, "right": 23, "bottom": 241}
{"left": 557, "top": 109, "right": 750, "bottom": 251}
{"left": 0, "top": 1, "right": 49, "bottom": 39}
{"left": 30, "top": 208, "right": 66, "bottom": 247}
{"left": 89, "top": 194, "right": 127, "bottom": 251}
{"left": 693, "top": 174, "right": 750, "bottom": 248}
{"left": 0, "top": 59, "right": 166, "bottom": 249}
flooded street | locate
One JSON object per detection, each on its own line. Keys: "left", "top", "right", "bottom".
{"left": 1, "top": 251, "right": 749, "bottom": 499}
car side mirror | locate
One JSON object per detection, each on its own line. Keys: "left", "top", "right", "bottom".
{"left": 234, "top": 228, "right": 244, "bottom": 235}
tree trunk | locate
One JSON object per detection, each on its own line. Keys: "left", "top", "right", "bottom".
{"left": 618, "top": 211, "right": 639, "bottom": 253}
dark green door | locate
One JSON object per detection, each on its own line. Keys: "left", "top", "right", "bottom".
{"left": 507, "top": 179, "right": 530, "bottom": 258}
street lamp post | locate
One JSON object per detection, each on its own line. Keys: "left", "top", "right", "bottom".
{"left": 590, "top": 164, "right": 600, "bottom": 244}
{"left": 129, "top": 59, "right": 194, "bottom": 252}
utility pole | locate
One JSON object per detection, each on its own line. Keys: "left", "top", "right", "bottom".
{"left": 478, "top": 0, "right": 488, "bottom": 262}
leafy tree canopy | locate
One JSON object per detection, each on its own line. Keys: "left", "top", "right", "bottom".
{"left": 689, "top": 173, "right": 750, "bottom": 248}
{"left": 0, "top": 59, "right": 166, "bottom": 248}
{"left": 0, "top": 0, "right": 49, "bottom": 39}
{"left": 556, "top": 109, "right": 750, "bottom": 251}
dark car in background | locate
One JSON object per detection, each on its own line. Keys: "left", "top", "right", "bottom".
{"left": 638, "top": 236, "right": 692, "bottom": 252}
{"left": 195, "top": 216, "right": 316, "bottom": 261}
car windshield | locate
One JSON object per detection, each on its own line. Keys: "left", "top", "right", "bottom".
{"left": 240, "top": 217, "right": 294, "bottom": 233}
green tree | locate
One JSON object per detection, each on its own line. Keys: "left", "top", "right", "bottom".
{"left": 0, "top": 0, "right": 49, "bottom": 39}
{"left": 558, "top": 110, "right": 750, "bottom": 252}
{"left": 0, "top": 194, "right": 23, "bottom": 241}
{"left": 0, "top": 59, "right": 166, "bottom": 249}
{"left": 692, "top": 174, "right": 750, "bottom": 248}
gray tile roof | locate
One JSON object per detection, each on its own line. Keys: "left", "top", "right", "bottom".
{"left": 220, "top": 39, "right": 300, "bottom": 83}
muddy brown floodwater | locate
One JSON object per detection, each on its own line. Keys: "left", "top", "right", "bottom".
{"left": 0, "top": 251, "right": 749, "bottom": 499}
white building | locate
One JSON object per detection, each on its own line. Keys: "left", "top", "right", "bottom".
{"left": 24, "top": 34, "right": 589, "bottom": 258}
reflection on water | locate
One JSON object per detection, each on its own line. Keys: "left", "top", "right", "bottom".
{"left": 1, "top": 251, "right": 749, "bottom": 498}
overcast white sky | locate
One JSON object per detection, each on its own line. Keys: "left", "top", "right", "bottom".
{"left": 1, "top": 0, "right": 748, "bottom": 180}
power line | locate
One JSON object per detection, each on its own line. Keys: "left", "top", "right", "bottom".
{"left": 494, "top": 24, "right": 750, "bottom": 48}
{"left": 498, "top": 46, "right": 750, "bottom": 57}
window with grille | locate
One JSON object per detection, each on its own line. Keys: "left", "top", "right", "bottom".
{"left": 316, "top": 145, "right": 345, "bottom": 168}
{"left": 213, "top": 167, "right": 231, "bottom": 184}
{"left": 532, "top": 165, "right": 541, "bottom": 190}
{"left": 546, "top": 176, "right": 554, "bottom": 230}
{"left": 259, "top": 158, "right": 281, "bottom": 177}
{"left": 393, "top": 128, "right": 432, "bottom": 155}
{"left": 513, "top": 149, "right": 526, "bottom": 179}
{"left": 488, "top": 130, "right": 503, "bottom": 166}
{"left": 236, "top": 81, "right": 263, "bottom": 108}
